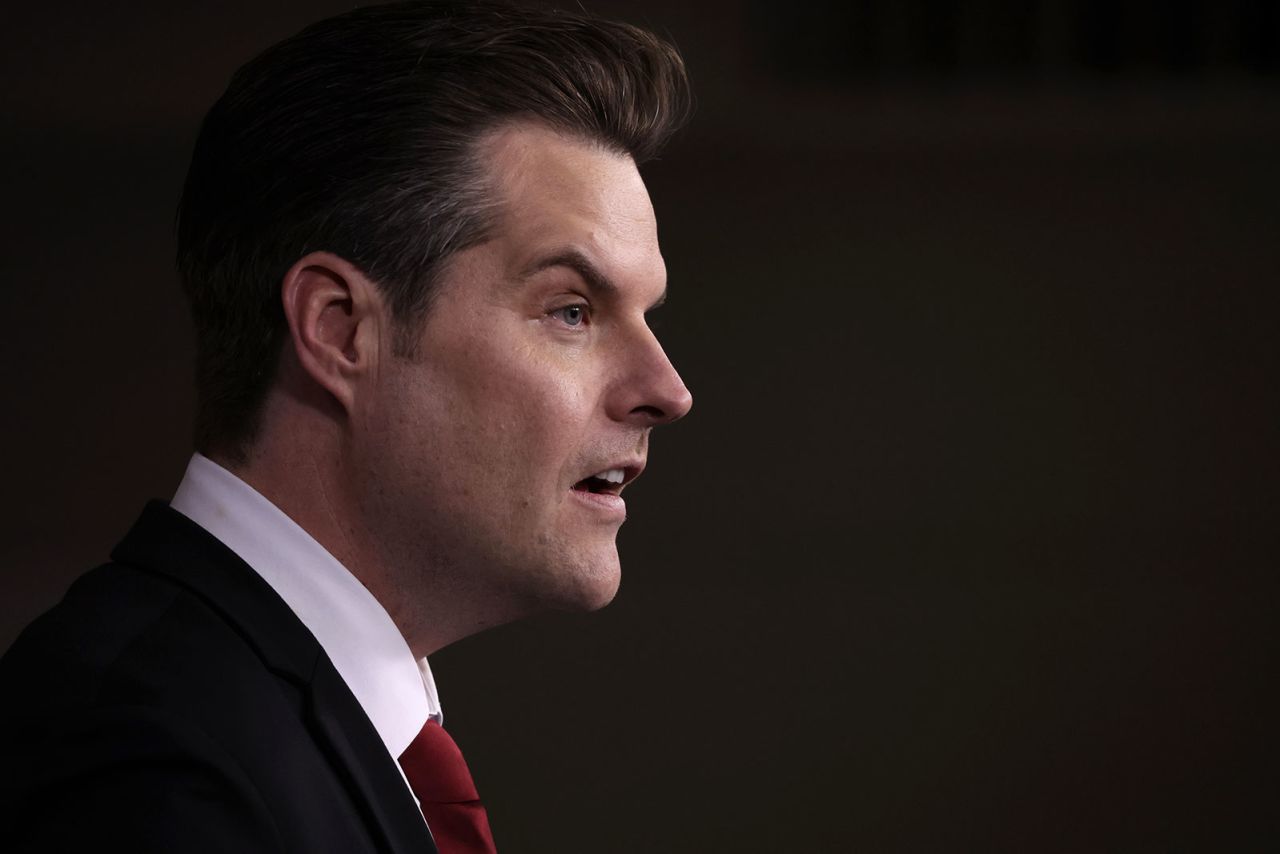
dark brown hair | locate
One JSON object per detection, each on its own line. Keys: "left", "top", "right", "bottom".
{"left": 176, "top": 0, "right": 692, "bottom": 462}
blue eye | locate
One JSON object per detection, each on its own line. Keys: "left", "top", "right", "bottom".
{"left": 555, "top": 305, "right": 588, "bottom": 327}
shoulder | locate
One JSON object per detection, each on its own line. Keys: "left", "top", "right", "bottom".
{"left": 0, "top": 561, "right": 296, "bottom": 851}
{"left": 0, "top": 513, "right": 394, "bottom": 853}
{"left": 1, "top": 559, "right": 299, "bottom": 721}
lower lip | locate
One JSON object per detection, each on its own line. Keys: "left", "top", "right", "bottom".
{"left": 570, "top": 488, "right": 626, "bottom": 520}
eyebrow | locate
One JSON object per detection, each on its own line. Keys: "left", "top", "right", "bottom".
{"left": 518, "top": 248, "right": 668, "bottom": 310}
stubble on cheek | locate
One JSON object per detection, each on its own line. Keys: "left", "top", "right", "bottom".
{"left": 388, "top": 293, "right": 617, "bottom": 601}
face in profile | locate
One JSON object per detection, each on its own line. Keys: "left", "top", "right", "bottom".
{"left": 354, "top": 122, "right": 692, "bottom": 621}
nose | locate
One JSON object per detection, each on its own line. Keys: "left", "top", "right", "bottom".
{"left": 609, "top": 326, "right": 693, "bottom": 427}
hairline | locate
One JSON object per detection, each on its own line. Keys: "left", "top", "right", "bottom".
{"left": 388, "top": 117, "right": 640, "bottom": 356}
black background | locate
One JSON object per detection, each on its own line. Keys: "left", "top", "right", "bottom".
{"left": 2, "top": 2, "right": 1277, "bottom": 850}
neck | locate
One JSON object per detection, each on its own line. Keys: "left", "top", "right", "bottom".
{"left": 209, "top": 388, "right": 523, "bottom": 657}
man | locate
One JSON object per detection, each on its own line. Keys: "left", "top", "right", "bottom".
{"left": 0, "top": 2, "right": 692, "bottom": 852}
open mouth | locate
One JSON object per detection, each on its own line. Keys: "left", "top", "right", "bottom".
{"left": 572, "top": 468, "right": 627, "bottom": 496}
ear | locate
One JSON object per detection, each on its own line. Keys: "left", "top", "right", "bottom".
{"left": 279, "top": 251, "right": 385, "bottom": 414}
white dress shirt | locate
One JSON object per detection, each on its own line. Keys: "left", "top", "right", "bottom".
{"left": 170, "top": 452, "right": 440, "bottom": 799}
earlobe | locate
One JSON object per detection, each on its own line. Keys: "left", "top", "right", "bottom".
{"left": 280, "top": 251, "right": 383, "bottom": 414}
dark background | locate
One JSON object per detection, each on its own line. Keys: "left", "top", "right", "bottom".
{"left": 3, "top": 1, "right": 1277, "bottom": 850}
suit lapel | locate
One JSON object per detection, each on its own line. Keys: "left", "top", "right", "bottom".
{"left": 112, "top": 501, "right": 438, "bottom": 854}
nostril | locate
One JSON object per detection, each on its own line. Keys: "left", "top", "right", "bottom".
{"left": 631, "top": 393, "right": 690, "bottom": 424}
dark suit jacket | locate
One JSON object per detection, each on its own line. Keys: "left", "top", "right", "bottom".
{"left": 0, "top": 501, "right": 439, "bottom": 853}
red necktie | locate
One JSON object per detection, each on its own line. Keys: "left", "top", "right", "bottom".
{"left": 398, "top": 720, "right": 497, "bottom": 853}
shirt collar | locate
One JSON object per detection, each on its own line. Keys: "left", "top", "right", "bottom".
{"left": 170, "top": 452, "right": 441, "bottom": 759}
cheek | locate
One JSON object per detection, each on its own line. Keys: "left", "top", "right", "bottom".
{"left": 495, "top": 365, "right": 593, "bottom": 463}
{"left": 429, "top": 345, "right": 597, "bottom": 484}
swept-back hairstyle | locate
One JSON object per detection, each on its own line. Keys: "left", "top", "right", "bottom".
{"left": 176, "top": 0, "right": 691, "bottom": 462}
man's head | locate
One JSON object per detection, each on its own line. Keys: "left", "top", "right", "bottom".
{"left": 176, "top": 1, "right": 693, "bottom": 650}
{"left": 178, "top": 0, "right": 691, "bottom": 460}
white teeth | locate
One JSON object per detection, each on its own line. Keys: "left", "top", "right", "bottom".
{"left": 595, "top": 468, "right": 625, "bottom": 484}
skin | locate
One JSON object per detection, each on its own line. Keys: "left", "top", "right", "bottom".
{"left": 220, "top": 122, "right": 692, "bottom": 657}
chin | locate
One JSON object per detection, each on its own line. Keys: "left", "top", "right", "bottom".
{"left": 536, "top": 545, "right": 622, "bottom": 613}
{"left": 576, "top": 567, "right": 621, "bottom": 611}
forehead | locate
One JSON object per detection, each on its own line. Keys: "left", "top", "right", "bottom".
{"left": 477, "top": 122, "right": 665, "bottom": 284}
